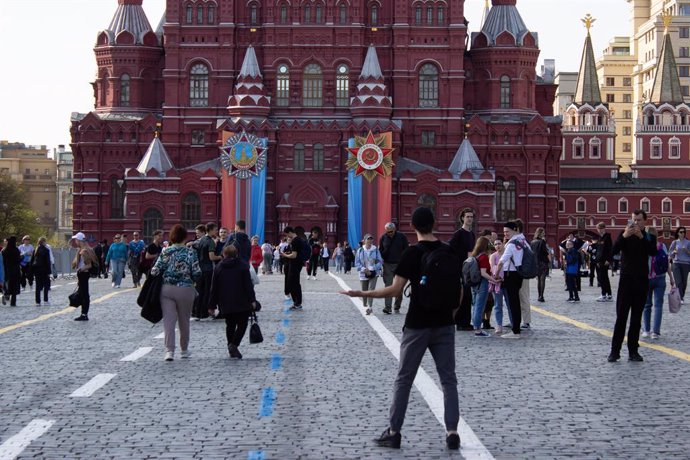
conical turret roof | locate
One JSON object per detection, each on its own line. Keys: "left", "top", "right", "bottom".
{"left": 136, "top": 134, "right": 174, "bottom": 175}
{"left": 101, "top": 0, "right": 155, "bottom": 45}
{"left": 449, "top": 139, "right": 484, "bottom": 178}
{"left": 650, "top": 32, "right": 684, "bottom": 105}
{"left": 227, "top": 45, "right": 270, "bottom": 116}
{"left": 360, "top": 44, "right": 384, "bottom": 79}
{"left": 574, "top": 33, "right": 602, "bottom": 105}
{"left": 480, "top": 0, "right": 536, "bottom": 47}
{"left": 351, "top": 45, "right": 392, "bottom": 116}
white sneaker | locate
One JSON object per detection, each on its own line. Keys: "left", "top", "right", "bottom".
{"left": 641, "top": 331, "right": 650, "bottom": 338}
{"left": 180, "top": 350, "right": 191, "bottom": 359}
{"left": 44, "top": 300, "right": 51, "bottom": 306}
{"left": 651, "top": 333, "right": 660, "bottom": 340}
{"left": 164, "top": 351, "right": 174, "bottom": 361}
{"left": 501, "top": 332, "right": 521, "bottom": 339}
{"left": 112, "top": 282, "right": 116, "bottom": 287}
{"left": 596, "top": 295, "right": 606, "bottom": 302}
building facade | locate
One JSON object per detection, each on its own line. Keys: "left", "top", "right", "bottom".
{"left": 55, "top": 145, "right": 74, "bottom": 242}
{"left": 71, "top": 0, "right": 562, "bottom": 244}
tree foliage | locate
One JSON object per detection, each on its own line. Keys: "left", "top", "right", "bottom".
{"left": 0, "top": 172, "right": 43, "bottom": 240}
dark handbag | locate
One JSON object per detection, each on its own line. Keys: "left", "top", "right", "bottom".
{"left": 137, "top": 274, "right": 163, "bottom": 324}
{"left": 365, "top": 271, "right": 377, "bottom": 279}
{"left": 249, "top": 313, "right": 263, "bottom": 344}
{"left": 68, "top": 289, "right": 81, "bottom": 308}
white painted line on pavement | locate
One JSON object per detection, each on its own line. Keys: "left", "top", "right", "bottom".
{"left": 120, "top": 347, "right": 153, "bottom": 362}
{"left": 0, "top": 418, "right": 55, "bottom": 460}
{"left": 330, "top": 273, "right": 494, "bottom": 460}
{"left": 69, "top": 373, "right": 116, "bottom": 398}
{"left": 155, "top": 331, "right": 165, "bottom": 339}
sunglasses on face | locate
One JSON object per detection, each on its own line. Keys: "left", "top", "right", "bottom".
{"left": 366, "top": 237, "right": 373, "bottom": 240}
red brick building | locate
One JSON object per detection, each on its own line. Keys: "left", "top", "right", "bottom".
{"left": 71, "top": 0, "right": 562, "bottom": 244}
{"left": 560, "top": 22, "right": 690, "bottom": 243}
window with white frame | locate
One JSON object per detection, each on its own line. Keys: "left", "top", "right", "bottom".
{"left": 336, "top": 64, "right": 349, "bottom": 107}
{"left": 619, "top": 198, "right": 628, "bottom": 213}
{"left": 640, "top": 197, "right": 650, "bottom": 213}
{"left": 590, "top": 138, "right": 601, "bottom": 159}
{"left": 573, "top": 138, "right": 584, "bottom": 159}
{"left": 276, "top": 64, "right": 290, "bottom": 106}
{"left": 685, "top": 198, "right": 690, "bottom": 213}
{"left": 576, "top": 197, "right": 586, "bottom": 213}
{"left": 650, "top": 137, "right": 662, "bottom": 159}
{"left": 662, "top": 198, "right": 672, "bottom": 214}
{"left": 670, "top": 137, "right": 681, "bottom": 159}
{"left": 189, "top": 63, "right": 209, "bottom": 107}
{"left": 597, "top": 197, "right": 607, "bottom": 213}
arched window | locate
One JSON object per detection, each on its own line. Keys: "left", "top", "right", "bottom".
{"left": 669, "top": 137, "right": 681, "bottom": 159}
{"left": 336, "top": 64, "right": 349, "bottom": 107}
{"left": 280, "top": 4, "right": 288, "bottom": 23}
{"left": 316, "top": 4, "right": 323, "bottom": 23}
{"left": 276, "top": 64, "right": 290, "bottom": 106}
{"left": 618, "top": 197, "right": 628, "bottom": 213}
{"left": 662, "top": 197, "right": 672, "bottom": 214}
{"left": 250, "top": 4, "right": 259, "bottom": 25}
{"left": 142, "top": 208, "right": 163, "bottom": 242}
{"left": 110, "top": 177, "right": 125, "bottom": 218}
{"left": 208, "top": 5, "right": 215, "bottom": 23}
{"left": 120, "top": 74, "right": 130, "bottom": 107}
{"left": 597, "top": 197, "right": 607, "bottom": 213}
{"left": 437, "top": 6, "right": 445, "bottom": 24}
{"left": 190, "top": 64, "right": 209, "bottom": 107}
{"left": 650, "top": 137, "right": 662, "bottom": 159}
{"left": 640, "top": 197, "right": 650, "bottom": 213}
{"left": 426, "top": 6, "right": 433, "bottom": 24}
{"left": 589, "top": 138, "right": 601, "bottom": 159}
{"left": 573, "top": 137, "right": 584, "bottom": 159}
{"left": 370, "top": 4, "right": 379, "bottom": 25}
{"left": 302, "top": 64, "right": 323, "bottom": 107}
{"left": 181, "top": 193, "right": 201, "bottom": 230}
{"left": 496, "top": 178, "right": 516, "bottom": 221}
{"left": 576, "top": 197, "right": 586, "bottom": 213}
{"left": 304, "top": 5, "right": 311, "bottom": 23}
{"left": 313, "top": 144, "right": 324, "bottom": 171}
{"left": 339, "top": 3, "right": 347, "bottom": 24}
{"left": 197, "top": 5, "right": 204, "bottom": 24}
{"left": 294, "top": 143, "right": 305, "bottom": 171}
{"left": 418, "top": 64, "right": 439, "bottom": 107}
{"left": 500, "top": 75, "right": 511, "bottom": 108}
{"left": 415, "top": 6, "right": 422, "bottom": 24}
{"left": 186, "top": 5, "right": 193, "bottom": 23}
{"left": 417, "top": 193, "right": 437, "bottom": 218}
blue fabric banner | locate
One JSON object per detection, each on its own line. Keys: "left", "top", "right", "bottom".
{"left": 249, "top": 137, "right": 268, "bottom": 243}
{"left": 347, "top": 137, "right": 362, "bottom": 249}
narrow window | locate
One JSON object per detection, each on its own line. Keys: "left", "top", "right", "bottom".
{"left": 371, "top": 5, "right": 378, "bottom": 25}
{"left": 437, "top": 7, "right": 445, "bottom": 25}
{"left": 280, "top": 5, "right": 288, "bottom": 23}
{"left": 415, "top": 6, "right": 422, "bottom": 24}
{"left": 181, "top": 193, "right": 201, "bottom": 230}
{"left": 120, "top": 74, "right": 130, "bottom": 107}
{"left": 316, "top": 4, "right": 323, "bottom": 23}
{"left": 197, "top": 6, "right": 203, "bottom": 24}
{"left": 313, "top": 144, "right": 324, "bottom": 171}
{"left": 276, "top": 65, "right": 290, "bottom": 106}
{"left": 304, "top": 5, "right": 311, "bottom": 23}
{"left": 302, "top": 64, "right": 323, "bottom": 107}
{"left": 186, "top": 5, "right": 193, "bottom": 23}
{"left": 500, "top": 75, "right": 511, "bottom": 108}
{"left": 339, "top": 3, "right": 347, "bottom": 24}
{"left": 426, "top": 6, "right": 433, "bottom": 25}
{"left": 294, "top": 144, "right": 305, "bottom": 171}
{"left": 419, "top": 64, "right": 439, "bottom": 107}
{"left": 189, "top": 64, "right": 209, "bottom": 107}
{"left": 250, "top": 5, "right": 258, "bottom": 25}
{"left": 336, "top": 65, "right": 349, "bottom": 107}
{"left": 208, "top": 6, "right": 215, "bottom": 24}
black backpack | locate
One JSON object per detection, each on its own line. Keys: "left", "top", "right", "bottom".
{"left": 509, "top": 240, "right": 538, "bottom": 279}
{"left": 415, "top": 243, "right": 462, "bottom": 310}
{"left": 296, "top": 238, "right": 311, "bottom": 263}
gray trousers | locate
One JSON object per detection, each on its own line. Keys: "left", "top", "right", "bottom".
{"left": 360, "top": 277, "right": 378, "bottom": 307}
{"left": 382, "top": 262, "right": 402, "bottom": 309}
{"left": 673, "top": 262, "right": 690, "bottom": 300}
{"left": 389, "top": 325, "right": 458, "bottom": 433}
{"left": 161, "top": 284, "right": 196, "bottom": 353}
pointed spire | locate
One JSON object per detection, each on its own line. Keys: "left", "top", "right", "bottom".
{"left": 227, "top": 45, "right": 270, "bottom": 117}
{"left": 481, "top": 0, "right": 490, "bottom": 27}
{"left": 360, "top": 44, "right": 383, "bottom": 79}
{"left": 239, "top": 45, "right": 262, "bottom": 78}
{"left": 650, "top": 15, "right": 684, "bottom": 105}
{"left": 101, "top": 0, "right": 154, "bottom": 45}
{"left": 574, "top": 15, "right": 602, "bottom": 105}
{"left": 449, "top": 139, "right": 484, "bottom": 178}
{"left": 136, "top": 136, "right": 174, "bottom": 175}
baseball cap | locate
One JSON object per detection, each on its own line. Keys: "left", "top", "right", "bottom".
{"left": 363, "top": 233, "right": 373, "bottom": 241}
{"left": 72, "top": 232, "right": 86, "bottom": 242}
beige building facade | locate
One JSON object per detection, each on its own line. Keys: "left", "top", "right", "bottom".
{"left": 597, "top": 36, "right": 637, "bottom": 170}
{"left": 0, "top": 141, "right": 58, "bottom": 234}
{"left": 55, "top": 145, "right": 74, "bottom": 242}
{"left": 553, "top": 71, "right": 578, "bottom": 117}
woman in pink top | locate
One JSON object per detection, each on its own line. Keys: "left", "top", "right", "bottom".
{"left": 489, "top": 239, "right": 507, "bottom": 334}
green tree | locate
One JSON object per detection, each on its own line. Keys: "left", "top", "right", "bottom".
{"left": 0, "top": 172, "right": 43, "bottom": 240}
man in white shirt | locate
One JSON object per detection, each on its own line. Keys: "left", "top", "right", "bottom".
{"left": 494, "top": 221, "right": 526, "bottom": 339}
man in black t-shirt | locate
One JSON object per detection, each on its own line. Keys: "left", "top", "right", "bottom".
{"left": 341, "top": 207, "right": 460, "bottom": 451}
{"left": 281, "top": 226, "right": 305, "bottom": 310}
{"left": 192, "top": 223, "right": 221, "bottom": 320}
{"left": 141, "top": 230, "right": 163, "bottom": 276}
{"left": 448, "top": 207, "right": 476, "bottom": 331}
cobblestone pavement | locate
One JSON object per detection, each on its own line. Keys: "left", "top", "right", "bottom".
{"left": 1, "top": 269, "right": 689, "bottom": 459}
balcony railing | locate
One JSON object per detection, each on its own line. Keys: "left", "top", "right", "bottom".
{"left": 636, "top": 124, "right": 690, "bottom": 132}
{"left": 562, "top": 125, "right": 615, "bottom": 133}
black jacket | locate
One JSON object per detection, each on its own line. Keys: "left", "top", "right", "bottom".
{"left": 31, "top": 245, "right": 51, "bottom": 275}
{"left": 378, "top": 231, "right": 409, "bottom": 264}
{"left": 208, "top": 257, "right": 256, "bottom": 315}
{"left": 228, "top": 232, "right": 251, "bottom": 264}
{"left": 613, "top": 230, "right": 657, "bottom": 279}
{"left": 598, "top": 232, "right": 613, "bottom": 264}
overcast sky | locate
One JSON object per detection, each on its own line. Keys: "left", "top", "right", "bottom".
{"left": 0, "top": 0, "right": 628, "bottom": 150}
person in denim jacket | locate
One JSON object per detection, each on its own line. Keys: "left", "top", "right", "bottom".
{"left": 355, "top": 234, "right": 383, "bottom": 315}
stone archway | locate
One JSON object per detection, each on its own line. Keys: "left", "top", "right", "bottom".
{"left": 276, "top": 179, "right": 339, "bottom": 243}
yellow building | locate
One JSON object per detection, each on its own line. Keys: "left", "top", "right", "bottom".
{"left": 0, "top": 141, "right": 58, "bottom": 234}
{"left": 596, "top": 36, "right": 637, "bottom": 170}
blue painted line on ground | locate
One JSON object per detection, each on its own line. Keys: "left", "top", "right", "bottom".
{"left": 275, "top": 331, "right": 286, "bottom": 345}
{"left": 258, "top": 387, "right": 276, "bottom": 417}
{"left": 247, "top": 451, "right": 265, "bottom": 460}
{"left": 271, "top": 353, "right": 283, "bottom": 370}
{"left": 283, "top": 318, "right": 290, "bottom": 327}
